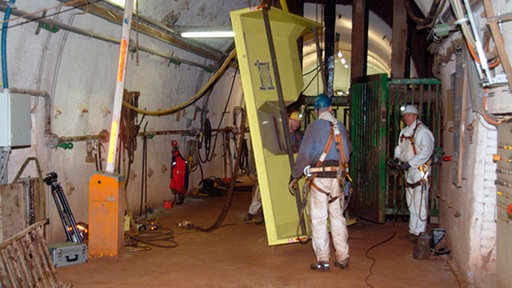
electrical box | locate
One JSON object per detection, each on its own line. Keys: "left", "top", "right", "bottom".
{"left": 0, "top": 91, "right": 31, "bottom": 147}
{"left": 486, "top": 86, "right": 512, "bottom": 114}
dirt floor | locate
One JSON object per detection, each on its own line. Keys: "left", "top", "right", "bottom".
{"left": 56, "top": 188, "right": 461, "bottom": 288}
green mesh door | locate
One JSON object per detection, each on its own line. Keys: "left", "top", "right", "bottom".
{"left": 350, "top": 74, "right": 389, "bottom": 223}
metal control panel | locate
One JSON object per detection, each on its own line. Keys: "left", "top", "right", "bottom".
{"left": 496, "top": 122, "right": 512, "bottom": 287}
{"left": 496, "top": 123, "right": 512, "bottom": 223}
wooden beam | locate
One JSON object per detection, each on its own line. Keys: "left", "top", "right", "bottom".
{"left": 351, "top": 0, "right": 368, "bottom": 79}
{"left": 391, "top": 0, "right": 407, "bottom": 78}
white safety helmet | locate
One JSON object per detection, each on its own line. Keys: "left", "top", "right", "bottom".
{"left": 401, "top": 104, "right": 419, "bottom": 115}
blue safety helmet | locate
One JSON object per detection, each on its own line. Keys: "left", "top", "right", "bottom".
{"left": 314, "top": 93, "right": 331, "bottom": 110}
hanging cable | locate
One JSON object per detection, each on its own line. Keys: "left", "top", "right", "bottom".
{"left": 1, "top": 0, "right": 16, "bottom": 89}
{"left": 198, "top": 67, "right": 238, "bottom": 163}
{"left": 123, "top": 49, "right": 236, "bottom": 116}
{"left": 184, "top": 108, "right": 247, "bottom": 232}
{"left": 302, "top": 63, "right": 323, "bottom": 94}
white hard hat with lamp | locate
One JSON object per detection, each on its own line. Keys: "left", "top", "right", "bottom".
{"left": 401, "top": 104, "right": 419, "bottom": 115}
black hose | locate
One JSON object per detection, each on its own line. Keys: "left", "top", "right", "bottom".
{"left": 128, "top": 228, "right": 178, "bottom": 249}
{"left": 198, "top": 67, "right": 238, "bottom": 164}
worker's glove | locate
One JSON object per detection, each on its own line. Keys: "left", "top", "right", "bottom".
{"left": 400, "top": 161, "right": 411, "bottom": 171}
{"left": 388, "top": 158, "right": 400, "bottom": 169}
{"left": 289, "top": 177, "right": 298, "bottom": 196}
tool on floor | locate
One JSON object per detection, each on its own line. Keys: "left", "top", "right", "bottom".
{"left": 44, "top": 172, "right": 88, "bottom": 267}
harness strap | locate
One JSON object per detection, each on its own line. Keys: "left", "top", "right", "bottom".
{"left": 310, "top": 180, "right": 340, "bottom": 203}
{"left": 405, "top": 179, "right": 426, "bottom": 189}
{"left": 334, "top": 126, "right": 347, "bottom": 171}
{"left": 400, "top": 122, "right": 421, "bottom": 155}
{"left": 307, "top": 120, "right": 347, "bottom": 204}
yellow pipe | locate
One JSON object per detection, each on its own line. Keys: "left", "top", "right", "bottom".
{"left": 122, "top": 49, "right": 236, "bottom": 116}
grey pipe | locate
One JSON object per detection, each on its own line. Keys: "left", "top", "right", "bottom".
{"left": 0, "top": 4, "right": 212, "bottom": 70}
{"left": 7, "top": 88, "right": 59, "bottom": 148}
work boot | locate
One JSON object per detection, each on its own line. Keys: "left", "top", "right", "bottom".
{"left": 175, "top": 194, "right": 185, "bottom": 205}
{"left": 254, "top": 215, "right": 264, "bottom": 225}
{"left": 310, "top": 261, "right": 330, "bottom": 272}
{"left": 333, "top": 258, "right": 350, "bottom": 270}
{"left": 243, "top": 213, "right": 254, "bottom": 222}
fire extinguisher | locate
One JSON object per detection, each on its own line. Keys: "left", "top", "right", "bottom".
{"left": 169, "top": 140, "right": 189, "bottom": 204}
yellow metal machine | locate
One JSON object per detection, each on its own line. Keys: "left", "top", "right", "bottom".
{"left": 88, "top": 172, "right": 125, "bottom": 257}
{"left": 230, "top": 6, "right": 321, "bottom": 245}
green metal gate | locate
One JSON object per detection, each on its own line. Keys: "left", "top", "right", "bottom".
{"left": 350, "top": 74, "right": 441, "bottom": 223}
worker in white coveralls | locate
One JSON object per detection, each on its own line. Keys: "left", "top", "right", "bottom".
{"left": 289, "top": 94, "right": 351, "bottom": 272}
{"left": 394, "top": 104, "right": 434, "bottom": 238}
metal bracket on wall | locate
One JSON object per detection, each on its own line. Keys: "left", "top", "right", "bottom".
{"left": 0, "top": 147, "right": 11, "bottom": 184}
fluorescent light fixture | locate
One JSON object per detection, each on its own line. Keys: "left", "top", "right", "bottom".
{"left": 106, "top": 0, "right": 137, "bottom": 9}
{"left": 181, "top": 31, "right": 234, "bottom": 38}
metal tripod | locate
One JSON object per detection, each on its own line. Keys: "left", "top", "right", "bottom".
{"left": 44, "top": 172, "right": 83, "bottom": 243}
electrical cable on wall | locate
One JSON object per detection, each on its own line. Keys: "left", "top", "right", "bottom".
{"left": 183, "top": 109, "right": 248, "bottom": 233}
{"left": 122, "top": 49, "right": 236, "bottom": 116}
{"left": 198, "top": 118, "right": 212, "bottom": 163}
{"left": 1, "top": 0, "right": 16, "bottom": 89}
{"left": 198, "top": 67, "right": 239, "bottom": 165}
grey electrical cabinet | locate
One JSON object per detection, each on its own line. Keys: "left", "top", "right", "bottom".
{"left": 0, "top": 91, "right": 31, "bottom": 147}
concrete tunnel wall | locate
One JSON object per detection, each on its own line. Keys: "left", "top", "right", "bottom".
{"left": 2, "top": 0, "right": 245, "bottom": 244}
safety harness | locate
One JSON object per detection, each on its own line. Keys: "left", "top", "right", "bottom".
{"left": 400, "top": 121, "right": 430, "bottom": 188}
{"left": 400, "top": 122, "right": 421, "bottom": 155}
{"left": 306, "top": 119, "right": 348, "bottom": 203}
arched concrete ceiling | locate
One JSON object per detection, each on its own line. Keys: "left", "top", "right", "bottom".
{"left": 301, "top": 4, "right": 392, "bottom": 95}
{"left": 302, "top": 3, "right": 392, "bottom": 70}
{"left": 65, "top": 0, "right": 432, "bottom": 94}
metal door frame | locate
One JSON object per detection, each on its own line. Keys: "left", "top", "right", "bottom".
{"left": 350, "top": 75, "right": 441, "bottom": 223}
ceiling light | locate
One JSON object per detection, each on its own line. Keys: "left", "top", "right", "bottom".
{"left": 105, "top": 0, "right": 137, "bottom": 9}
{"left": 181, "top": 31, "right": 234, "bottom": 38}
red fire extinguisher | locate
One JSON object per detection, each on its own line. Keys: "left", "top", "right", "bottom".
{"left": 169, "top": 140, "right": 189, "bottom": 205}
